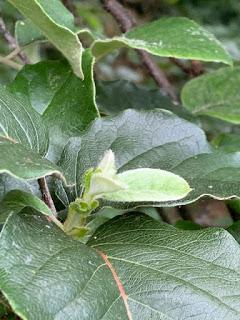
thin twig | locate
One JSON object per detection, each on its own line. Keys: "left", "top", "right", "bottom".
{"left": 139, "top": 50, "right": 177, "bottom": 100}
{"left": 101, "top": 0, "right": 178, "bottom": 102}
{"left": 170, "top": 58, "right": 204, "bottom": 77}
{"left": 170, "top": 57, "right": 191, "bottom": 74}
{"left": 0, "top": 16, "right": 28, "bottom": 64}
{"left": 38, "top": 177, "right": 57, "bottom": 215}
{"left": 0, "top": 17, "right": 17, "bottom": 49}
{"left": 0, "top": 54, "right": 22, "bottom": 70}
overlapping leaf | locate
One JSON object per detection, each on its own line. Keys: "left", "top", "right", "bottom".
{"left": 12, "top": 12, "right": 232, "bottom": 76}
{"left": 92, "top": 17, "right": 232, "bottom": 65}
{"left": 10, "top": 53, "right": 98, "bottom": 130}
{"left": 0, "top": 87, "right": 63, "bottom": 182}
{"left": 172, "top": 151, "right": 240, "bottom": 205}
{"left": 0, "top": 190, "right": 52, "bottom": 223}
{"left": 0, "top": 174, "right": 34, "bottom": 202}
{"left": 1, "top": 213, "right": 240, "bottom": 320}
{"left": 9, "top": 52, "right": 99, "bottom": 161}
{"left": 59, "top": 109, "right": 240, "bottom": 206}
{"left": 8, "top": 0, "right": 83, "bottom": 78}
{"left": 0, "top": 137, "right": 63, "bottom": 182}
{"left": 59, "top": 109, "right": 210, "bottom": 202}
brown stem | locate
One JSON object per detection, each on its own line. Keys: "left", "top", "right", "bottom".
{"left": 0, "top": 16, "right": 28, "bottom": 64}
{"left": 38, "top": 177, "right": 57, "bottom": 215}
{"left": 101, "top": 0, "right": 177, "bottom": 102}
{"left": 170, "top": 58, "right": 204, "bottom": 77}
{"left": 102, "top": 0, "right": 134, "bottom": 32}
{"left": 190, "top": 60, "right": 204, "bottom": 76}
{"left": 138, "top": 50, "right": 177, "bottom": 101}
{"left": 170, "top": 58, "right": 191, "bottom": 74}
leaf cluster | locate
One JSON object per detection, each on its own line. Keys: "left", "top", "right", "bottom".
{"left": 0, "top": 1, "right": 240, "bottom": 319}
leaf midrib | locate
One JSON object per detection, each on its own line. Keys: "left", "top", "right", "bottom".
{"left": 91, "top": 235, "right": 240, "bottom": 278}
{"left": 107, "top": 255, "right": 240, "bottom": 316}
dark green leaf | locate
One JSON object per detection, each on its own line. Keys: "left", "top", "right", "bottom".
{"left": 0, "top": 86, "right": 48, "bottom": 155}
{"left": 0, "top": 174, "right": 35, "bottom": 201}
{"left": 59, "top": 109, "right": 210, "bottom": 203}
{"left": 59, "top": 109, "right": 240, "bottom": 206}
{"left": 0, "top": 190, "right": 52, "bottom": 223}
{"left": 96, "top": 80, "right": 174, "bottom": 114}
{"left": 96, "top": 79, "right": 194, "bottom": 121}
{"left": 173, "top": 151, "right": 240, "bottom": 205}
{"left": 9, "top": 60, "right": 71, "bottom": 115}
{"left": 9, "top": 52, "right": 99, "bottom": 161}
{"left": 0, "top": 213, "right": 118, "bottom": 320}
{"left": 1, "top": 213, "right": 240, "bottom": 319}
{"left": 227, "top": 199, "right": 240, "bottom": 216}
{"left": 0, "top": 137, "right": 63, "bottom": 182}
{"left": 43, "top": 50, "right": 99, "bottom": 136}
{"left": 174, "top": 220, "right": 202, "bottom": 230}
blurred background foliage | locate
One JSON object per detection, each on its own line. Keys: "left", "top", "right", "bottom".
{"left": 1, "top": 0, "right": 240, "bottom": 85}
